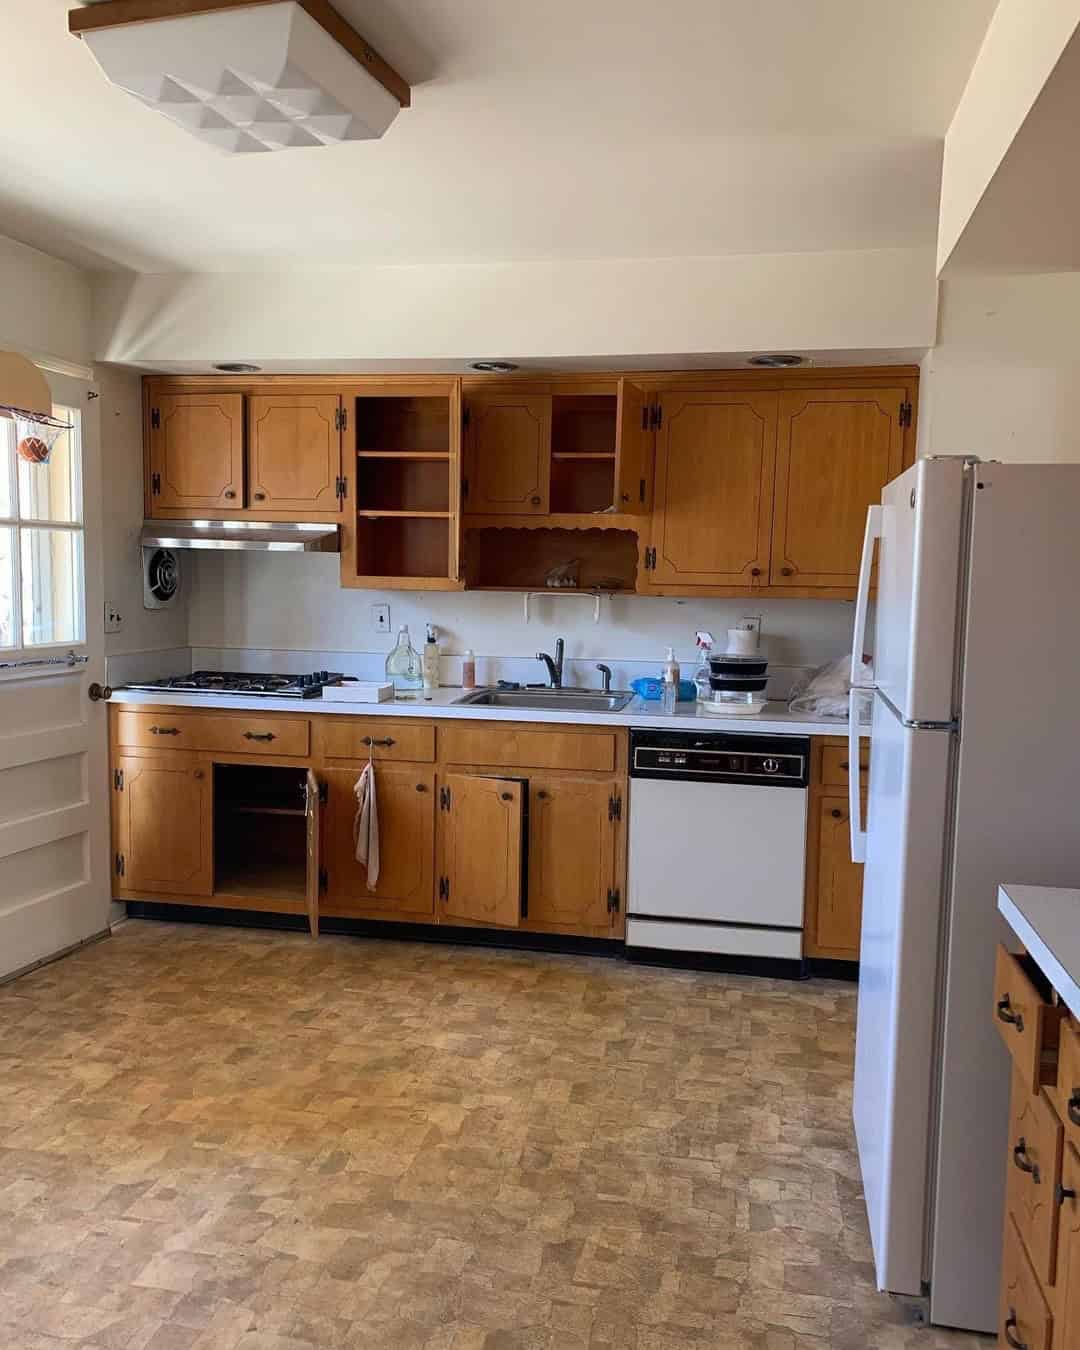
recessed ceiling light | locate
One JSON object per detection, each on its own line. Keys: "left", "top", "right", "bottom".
{"left": 470, "top": 361, "right": 519, "bottom": 373}
{"left": 748, "top": 354, "right": 805, "bottom": 368}
{"left": 213, "top": 362, "right": 262, "bottom": 374}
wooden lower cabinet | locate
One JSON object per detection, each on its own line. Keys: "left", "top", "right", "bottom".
{"left": 526, "top": 775, "right": 620, "bottom": 935}
{"left": 1058, "top": 1144, "right": 1080, "bottom": 1349}
{"left": 113, "top": 755, "right": 213, "bottom": 897}
{"left": 321, "top": 765, "right": 435, "bottom": 920}
{"left": 803, "top": 737, "right": 866, "bottom": 961}
{"left": 439, "top": 772, "right": 526, "bottom": 928}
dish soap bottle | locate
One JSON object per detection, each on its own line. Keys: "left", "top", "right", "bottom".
{"left": 422, "top": 624, "right": 440, "bottom": 695}
{"left": 693, "top": 629, "right": 714, "bottom": 703}
{"left": 386, "top": 625, "right": 422, "bottom": 699}
{"left": 661, "top": 646, "right": 680, "bottom": 715}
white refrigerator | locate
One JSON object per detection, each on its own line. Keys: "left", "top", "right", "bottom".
{"left": 848, "top": 456, "right": 1080, "bottom": 1333}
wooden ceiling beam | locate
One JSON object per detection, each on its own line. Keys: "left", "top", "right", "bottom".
{"left": 68, "top": 0, "right": 410, "bottom": 108}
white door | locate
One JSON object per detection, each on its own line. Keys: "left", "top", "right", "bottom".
{"left": 853, "top": 691, "right": 953, "bottom": 1299}
{"left": 0, "top": 370, "right": 110, "bottom": 981}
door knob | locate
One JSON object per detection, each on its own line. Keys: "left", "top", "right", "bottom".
{"left": 88, "top": 682, "right": 112, "bottom": 702}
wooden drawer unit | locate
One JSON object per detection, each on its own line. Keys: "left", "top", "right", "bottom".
{"left": 994, "top": 945, "right": 1065, "bottom": 1090}
{"left": 1000, "top": 1213, "right": 1053, "bottom": 1350}
{"left": 1006, "top": 1069, "right": 1064, "bottom": 1288}
{"left": 114, "top": 710, "right": 310, "bottom": 758}
{"left": 439, "top": 723, "right": 618, "bottom": 773}
{"left": 1059, "top": 1019, "right": 1080, "bottom": 1151}
{"left": 1058, "top": 1143, "right": 1080, "bottom": 1350}
{"left": 820, "top": 743, "right": 869, "bottom": 789}
{"left": 319, "top": 719, "right": 436, "bottom": 763}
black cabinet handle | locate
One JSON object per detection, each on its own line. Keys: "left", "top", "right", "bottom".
{"left": 536, "top": 789, "right": 549, "bottom": 800}
{"left": 997, "top": 994, "right": 1024, "bottom": 1033}
{"left": 1003, "top": 1311, "right": 1027, "bottom": 1350}
{"left": 243, "top": 731, "right": 276, "bottom": 742}
{"left": 831, "top": 808, "right": 844, "bottom": 819}
{"left": 253, "top": 491, "right": 266, "bottom": 501}
{"left": 501, "top": 791, "right": 513, "bottom": 801}
{"left": 1056, "top": 1181, "right": 1077, "bottom": 1206}
{"left": 415, "top": 783, "right": 426, "bottom": 793}
{"left": 1012, "top": 1138, "right": 1040, "bottom": 1182}
{"left": 530, "top": 495, "right": 541, "bottom": 506}
{"left": 150, "top": 725, "right": 180, "bottom": 736}
{"left": 362, "top": 736, "right": 395, "bottom": 748}
{"left": 224, "top": 489, "right": 236, "bottom": 500}
{"left": 780, "top": 566, "right": 794, "bottom": 576}
{"left": 750, "top": 567, "right": 761, "bottom": 577}
{"left": 1069, "top": 1090, "right": 1080, "bottom": 1126}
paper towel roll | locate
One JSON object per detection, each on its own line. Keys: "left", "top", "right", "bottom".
{"left": 726, "top": 627, "right": 759, "bottom": 656}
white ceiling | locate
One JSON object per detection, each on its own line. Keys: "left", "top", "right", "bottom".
{"left": 3, "top": 1, "right": 997, "bottom": 274}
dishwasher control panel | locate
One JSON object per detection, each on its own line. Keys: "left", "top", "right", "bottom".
{"left": 630, "top": 730, "right": 809, "bottom": 786}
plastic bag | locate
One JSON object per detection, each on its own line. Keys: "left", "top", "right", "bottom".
{"left": 787, "top": 654, "right": 871, "bottom": 720}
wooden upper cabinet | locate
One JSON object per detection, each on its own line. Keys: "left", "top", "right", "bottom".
{"left": 649, "top": 391, "right": 777, "bottom": 587}
{"left": 527, "top": 776, "right": 618, "bottom": 932}
{"left": 464, "top": 393, "right": 551, "bottom": 514}
{"left": 248, "top": 394, "right": 342, "bottom": 516}
{"left": 322, "top": 765, "right": 435, "bottom": 918}
{"left": 771, "top": 387, "right": 907, "bottom": 589}
{"left": 614, "top": 379, "right": 652, "bottom": 515}
{"left": 114, "top": 756, "right": 212, "bottom": 896}
{"left": 149, "top": 392, "right": 244, "bottom": 513}
{"left": 439, "top": 772, "right": 524, "bottom": 927}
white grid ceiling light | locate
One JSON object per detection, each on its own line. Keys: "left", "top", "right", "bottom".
{"left": 82, "top": 1, "right": 401, "bottom": 154}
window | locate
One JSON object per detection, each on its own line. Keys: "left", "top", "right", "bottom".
{"left": 0, "top": 405, "right": 85, "bottom": 650}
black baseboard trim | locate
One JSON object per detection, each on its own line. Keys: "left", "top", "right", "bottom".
{"left": 804, "top": 957, "right": 860, "bottom": 982}
{"left": 624, "top": 946, "right": 808, "bottom": 980}
{"left": 123, "top": 902, "right": 620, "bottom": 959}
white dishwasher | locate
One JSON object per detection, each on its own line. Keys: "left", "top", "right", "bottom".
{"left": 626, "top": 729, "right": 810, "bottom": 963}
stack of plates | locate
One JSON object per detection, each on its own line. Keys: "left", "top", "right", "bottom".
{"left": 703, "top": 654, "right": 769, "bottom": 716}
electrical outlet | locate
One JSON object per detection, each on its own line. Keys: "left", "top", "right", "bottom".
{"left": 738, "top": 615, "right": 762, "bottom": 639}
{"left": 371, "top": 603, "right": 391, "bottom": 634}
{"left": 104, "top": 601, "right": 124, "bottom": 634}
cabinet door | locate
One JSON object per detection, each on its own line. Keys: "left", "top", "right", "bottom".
{"left": 322, "top": 766, "right": 435, "bottom": 918}
{"left": 614, "top": 379, "right": 652, "bottom": 515}
{"left": 439, "top": 773, "right": 524, "bottom": 927}
{"left": 248, "top": 394, "right": 342, "bottom": 515}
{"left": 807, "top": 793, "right": 864, "bottom": 958}
{"left": 1058, "top": 1144, "right": 1080, "bottom": 1350}
{"left": 527, "top": 776, "right": 617, "bottom": 932}
{"left": 650, "top": 391, "right": 776, "bottom": 587}
{"left": 771, "top": 387, "right": 907, "bottom": 589}
{"left": 304, "top": 769, "right": 321, "bottom": 938}
{"left": 149, "top": 393, "right": 244, "bottom": 513}
{"left": 114, "top": 756, "right": 212, "bottom": 896}
{"left": 464, "top": 394, "right": 551, "bottom": 514}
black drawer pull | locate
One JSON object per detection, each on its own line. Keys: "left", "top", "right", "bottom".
{"left": 149, "top": 725, "right": 180, "bottom": 736}
{"left": 501, "top": 791, "right": 513, "bottom": 801}
{"left": 1004, "top": 1311, "right": 1027, "bottom": 1350}
{"left": 830, "top": 808, "right": 844, "bottom": 819}
{"left": 415, "top": 783, "right": 426, "bottom": 793}
{"left": 1056, "top": 1181, "right": 1077, "bottom": 1206}
{"left": 997, "top": 994, "right": 1024, "bottom": 1033}
{"left": 243, "top": 731, "right": 276, "bottom": 742}
{"left": 1012, "top": 1138, "right": 1040, "bottom": 1182}
{"left": 838, "top": 760, "right": 850, "bottom": 770}
{"left": 1068, "top": 1090, "right": 1080, "bottom": 1126}
{"left": 362, "top": 736, "right": 395, "bottom": 749}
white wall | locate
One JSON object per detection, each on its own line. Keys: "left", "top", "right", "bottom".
{"left": 92, "top": 247, "right": 938, "bottom": 367}
{"left": 0, "top": 234, "right": 91, "bottom": 367}
{"left": 186, "top": 550, "right": 854, "bottom": 689}
{"left": 917, "top": 273, "right": 1080, "bottom": 463}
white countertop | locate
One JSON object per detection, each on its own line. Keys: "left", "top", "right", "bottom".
{"left": 111, "top": 686, "right": 854, "bottom": 738}
{"left": 999, "top": 884, "right": 1080, "bottom": 1021}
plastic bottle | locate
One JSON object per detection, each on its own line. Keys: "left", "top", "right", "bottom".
{"left": 661, "top": 646, "right": 680, "bottom": 715}
{"left": 693, "top": 630, "right": 714, "bottom": 703}
{"left": 422, "top": 624, "right": 440, "bottom": 694}
{"left": 461, "top": 649, "right": 477, "bottom": 690}
{"left": 385, "top": 625, "right": 423, "bottom": 698}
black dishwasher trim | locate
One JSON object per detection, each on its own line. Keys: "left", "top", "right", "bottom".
{"left": 629, "top": 729, "right": 810, "bottom": 787}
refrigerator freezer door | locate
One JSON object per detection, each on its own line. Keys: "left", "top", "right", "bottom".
{"left": 854, "top": 692, "right": 953, "bottom": 1301}
{"left": 873, "top": 458, "right": 967, "bottom": 723}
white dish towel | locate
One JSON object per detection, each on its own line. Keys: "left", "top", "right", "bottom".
{"left": 353, "top": 761, "right": 380, "bottom": 889}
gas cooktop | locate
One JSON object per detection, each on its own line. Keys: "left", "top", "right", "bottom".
{"left": 124, "top": 670, "right": 346, "bottom": 700}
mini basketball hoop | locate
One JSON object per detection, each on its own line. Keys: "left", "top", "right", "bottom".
{"left": 2, "top": 406, "right": 74, "bottom": 465}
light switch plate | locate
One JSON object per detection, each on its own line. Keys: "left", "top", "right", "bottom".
{"left": 371, "top": 603, "right": 391, "bottom": 634}
{"left": 104, "top": 601, "right": 124, "bottom": 634}
{"left": 738, "top": 615, "right": 762, "bottom": 639}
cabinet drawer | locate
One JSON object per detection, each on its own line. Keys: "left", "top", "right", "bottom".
{"left": 1000, "top": 1213, "right": 1053, "bottom": 1350}
{"left": 821, "top": 744, "right": 869, "bottom": 788}
{"left": 320, "top": 720, "right": 435, "bottom": 763}
{"left": 1006, "top": 1069, "right": 1064, "bottom": 1287}
{"left": 114, "top": 710, "right": 309, "bottom": 757}
{"left": 994, "top": 945, "right": 1065, "bottom": 1090}
{"left": 439, "top": 724, "right": 617, "bottom": 773}
{"left": 1059, "top": 1020, "right": 1080, "bottom": 1152}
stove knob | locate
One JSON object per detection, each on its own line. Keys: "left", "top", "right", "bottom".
{"left": 300, "top": 674, "right": 313, "bottom": 687}
{"left": 317, "top": 670, "right": 329, "bottom": 681}
{"left": 762, "top": 757, "right": 780, "bottom": 774}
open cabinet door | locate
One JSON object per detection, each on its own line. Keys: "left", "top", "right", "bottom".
{"left": 448, "top": 379, "right": 465, "bottom": 585}
{"left": 439, "top": 772, "right": 524, "bottom": 928}
{"left": 614, "top": 379, "right": 652, "bottom": 515}
{"left": 305, "top": 769, "right": 321, "bottom": 938}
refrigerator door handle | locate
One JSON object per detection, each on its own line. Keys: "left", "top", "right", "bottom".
{"left": 851, "top": 504, "right": 884, "bottom": 686}
{"left": 849, "top": 688, "right": 871, "bottom": 863}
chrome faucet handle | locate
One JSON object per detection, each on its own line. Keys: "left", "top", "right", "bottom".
{"left": 595, "top": 663, "right": 612, "bottom": 693}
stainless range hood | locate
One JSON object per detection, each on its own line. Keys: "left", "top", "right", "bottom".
{"left": 140, "top": 521, "right": 340, "bottom": 553}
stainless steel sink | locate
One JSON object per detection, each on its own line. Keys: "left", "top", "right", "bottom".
{"left": 454, "top": 688, "right": 633, "bottom": 713}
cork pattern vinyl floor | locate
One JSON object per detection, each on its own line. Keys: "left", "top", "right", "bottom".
{"left": 0, "top": 922, "right": 991, "bottom": 1350}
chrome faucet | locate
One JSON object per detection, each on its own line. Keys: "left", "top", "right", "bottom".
{"left": 536, "top": 637, "right": 565, "bottom": 689}
{"left": 595, "top": 663, "right": 613, "bottom": 693}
